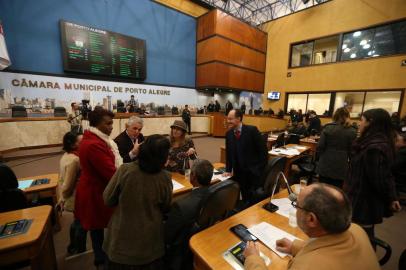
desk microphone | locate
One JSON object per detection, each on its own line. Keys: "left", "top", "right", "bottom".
{"left": 263, "top": 171, "right": 297, "bottom": 213}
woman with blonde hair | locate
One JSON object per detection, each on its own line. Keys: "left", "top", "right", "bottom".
{"left": 166, "top": 120, "right": 196, "bottom": 174}
{"left": 316, "top": 107, "right": 357, "bottom": 188}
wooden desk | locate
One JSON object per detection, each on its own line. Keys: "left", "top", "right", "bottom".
{"left": 172, "top": 163, "right": 224, "bottom": 198}
{"left": 0, "top": 205, "right": 57, "bottom": 270}
{"left": 190, "top": 189, "right": 307, "bottom": 270}
{"left": 299, "top": 136, "right": 318, "bottom": 154}
{"left": 269, "top": 144, "right": 310, "bottom": 179}
{"left": 19, "top": 174, "right": 60, "bottom": 229}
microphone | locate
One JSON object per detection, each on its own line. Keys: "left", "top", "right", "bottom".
{"left": 263, "top": 171, "right": 296, "bottom": 213}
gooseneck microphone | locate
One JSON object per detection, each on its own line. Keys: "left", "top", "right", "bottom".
{"left": 263, "top": 171, "right": 297, "bottom": 212}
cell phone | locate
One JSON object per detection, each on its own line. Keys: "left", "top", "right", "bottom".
{"left": 230, "top": 224, "right": 257, "bottom": 242}
{"left": 229, "top": 241, "right": 246, "bottom": 265}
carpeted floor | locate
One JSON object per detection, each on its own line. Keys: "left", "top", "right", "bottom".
{"left": 5, "top": 136, "right": 405, "bottom": 270}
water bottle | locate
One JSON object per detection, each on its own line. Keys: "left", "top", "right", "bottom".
{"left": 289, "top": 208, "right": 297, "bottom": 227}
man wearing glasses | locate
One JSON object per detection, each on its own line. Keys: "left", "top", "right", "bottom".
{"left": 243, "top": 183, "right": 380, "bottom": 270}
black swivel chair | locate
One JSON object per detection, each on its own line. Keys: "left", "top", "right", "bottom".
{"left": 275, "top": 133, "right": 285, "bottom": 148}
{"left": 193, "top": 180, "right": 240, "bottom": 232}
{"left": 11, "top": 106, "right": 27, "bottom": 117}
{"left": 53, "top": 107, "right": 67, "bottom": 117}
{"left": 372, "top": 237, "right": 392, "bottom": 266}
{"left": 252, "top": 156, "right": 287, "bottom": 203}
{"left": 286, "top": 134, "right": 300, "bottom": 144}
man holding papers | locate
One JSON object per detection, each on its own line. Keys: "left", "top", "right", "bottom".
{"left": 244, "top": 183, "right": 380, "bottom": 270}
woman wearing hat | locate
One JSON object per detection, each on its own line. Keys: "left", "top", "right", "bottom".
{"left": 167, "top": 120, "right": 196, "bottom": 174}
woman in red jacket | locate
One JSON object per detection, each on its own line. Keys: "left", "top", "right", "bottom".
{"left": 75, "top": 107, "right": 122, "bottom": 267}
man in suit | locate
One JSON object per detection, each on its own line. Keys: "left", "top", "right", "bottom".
{"left": 165, "top": 159, "right": 214, "bottom": 270}
{"left": 244, "top": 183, "right": 380, "bottom": 270}
{"left": 114, "top": 116, "right": 145, "bottom": 163}
{"left": 224, "top": 109, "right": 268, "bottom": 206}
{"left": 225, "top": 100, "right": 233, "bottom": 115}
{"left": 182, "top": 104, "right": 191, "bottom": 135}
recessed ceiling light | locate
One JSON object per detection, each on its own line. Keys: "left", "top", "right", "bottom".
{"left": 363, "top": 44, "right": 371, "bottom": 49}
{"left": 350, "top": 53, "right": 357, "bottom": 58}
{"left": 353, "top": 31, "right": 362, "bottom": 37}
{"left": 342, "top": 44, "right": 347, "bottom": 49}
{"left": 360, "top": 40, "right": 367, "bottom": 46}
{"left": 344, "top": 48, "right": 351, "bottom": 53}
{"left": 367, "top": 51, "right": 372, "bottom": 56}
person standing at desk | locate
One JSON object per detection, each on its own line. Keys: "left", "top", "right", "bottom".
{"left": 224, "top": 109, "right": 267, "bottom": 207}
{"left": 68, "top": 102, "right": 83, "bottom": 135}
{"left": 214, "top": 100, "right": 221, "bottom": 112}
{"left": 182, "top": 104, "right": 191, "bottom": 135}
{"left": 103, "top": 135, "right": 172, "bottom": 270}
{"left": 225, "top": 100, "right": 233, "bottom": 115}
{"left": 244, "top": 183, "right": 380, "bottom": 270}
{"left": 58, "top": 132, "right": 87, "bottom": 255}
{"left": 306, "top": 110, "right": 321, "bottom": 135}
{"left": 75, "top": 108, "right": 122, "bottom": 268}
{"left": 317, "top": 108, "right": 357, "bottom": 188}
{"left": 114, "top": 116, "right": 145, "bottom": 163}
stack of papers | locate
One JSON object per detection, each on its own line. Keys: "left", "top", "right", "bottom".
{"left": 172, "top": 179, "right": 184, "bottom": 191}
{"left": 211, "top": 174, "right": 231, "bottom": 182}
{"left": 270, "top": 198, "right": 294, "bottom": 218}
{"left": 248, "top": 222, "right": 301, "bottom": 258}
{"left": 269, "top": 148, "right": 301, "bottom": 156}
{"left": 18, "top": 179, "right": 34, "bottom": 189}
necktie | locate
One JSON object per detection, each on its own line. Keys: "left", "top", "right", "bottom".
{"left": 235, "top": 130, "right": 241, "bottom": 140}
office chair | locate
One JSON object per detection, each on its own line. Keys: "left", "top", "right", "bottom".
{"left": 294, "top": 152, "right": 318, "bottom": 184}
{"left": 53, "top": 107, "right": 67, "bottom": 117}
{"left": 11, "top": 106, "right": 28, "bottom": 117}
{"left": 286, "top": 134, "right": 300, "bottom": 144}
{"left": 372, "top": 237, "right": 392, "bottom": 266}
{"left": 399, "top": 249, "right": 406, "bottom": 270}
{"left": 193, "top": 180, "right": 240, "bottom": 232}
{"left": 275, "top": 133, "right": 285, "bottom": 148}
{"left": 252, "top": 156, "right": 287, "bottom": 203}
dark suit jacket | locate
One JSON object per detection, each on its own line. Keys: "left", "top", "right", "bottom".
{"left": 165, "top": 187, "right": 209, "bottom": 270}
{"left": 225, "top": 125, "right": 268, "bottom": 186}
{"left": 114, "top": 130, "right": 145, "bottom": 163}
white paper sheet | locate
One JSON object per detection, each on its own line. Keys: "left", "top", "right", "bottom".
{"left": 211, "top": 174, "right": 231, "bottom": 182}
{"left": 248, "top": 222, "right": 301, "bottom": 258}
{"left": 269, "top": 148, "right": 301, "bottom": 156}
{"left": 18, "top": 179, "right": 34, "bottom": 189}
{"left": 172, "top": 179, "right": 185, "bottom": 191}
{"left": 270, "top": 198, "right": 294, "bottom": 218}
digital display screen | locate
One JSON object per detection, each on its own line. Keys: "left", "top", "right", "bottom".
{"left": 267, "top": 91, "right": 280, "bottom": 100}
{"left": 60, "top": 20, "right": 146, "bottom": 80}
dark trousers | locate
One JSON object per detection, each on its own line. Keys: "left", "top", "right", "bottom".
{"left": 318, "top": 175, "right": 343, "bottom": 189}
{"left": 68, "top": 219, "right": 87, "bottom": 254}
{"left": 184, "top": 119, "right": 191, "bottom": 135}
{"left": 233, "top": 170, "right": 257, "bottom": 208}
{"left": 90, "top": 229, "right": 107, "bottom": 266}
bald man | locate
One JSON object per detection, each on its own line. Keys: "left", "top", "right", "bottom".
{"left": 244, "top": 183, "right": 380, "bottom": 270}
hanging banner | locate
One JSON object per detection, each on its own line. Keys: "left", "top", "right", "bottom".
{"left": 0, "top": 71, "right": 208, "bottom": 117}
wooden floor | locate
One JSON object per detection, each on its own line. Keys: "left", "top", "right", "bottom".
{"left": 5, "top": 135, "right": 406, "bottom": 270}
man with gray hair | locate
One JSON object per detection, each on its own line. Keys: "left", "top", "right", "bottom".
{"left": 244, "top": 183, "right": 380, "bottom": 270}
{"left": 165, "top": 159, "right": 214, "bottom": 270}
{"left": 114, "top": 116, "right": 145, "bottom": 163}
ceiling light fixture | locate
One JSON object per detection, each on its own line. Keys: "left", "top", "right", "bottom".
{"left": 344, "top": 48, "right": 351, "bottom": 53}
{"left": 360, "top": 40, "right": 367, "bottom": 46}
{"left": 342, "top": 44, "right": 347, "bottom": 49}
{"left": 363, "top": 44, "right": 371, "bottom": 49}
{"left": 350, "top": 53, "right": 357, "bottom": 58}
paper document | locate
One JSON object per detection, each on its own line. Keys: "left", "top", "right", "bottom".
{"left": 172, "top": 179, "right": 184, "bottom": 191}
{"left": 212, "top": 174, "right": 231, "bottom": 182}
{"left": 18, "top": 179, "right": 34, "bottom": 189}
{"left": 270, "top": 198, "right": 294, "bottom": 218}
{"left": 269, "top": 148, "right": 301, "bottom": 156}
{"left": 293, "top": 145, "right": 307, "bottom": 150}
{"left": 248, "top": 222, "right": 301, "bottom": 258}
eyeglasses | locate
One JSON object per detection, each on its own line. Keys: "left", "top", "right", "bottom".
{"left": 291, "top": 201, "right": 319, "bottom": 220}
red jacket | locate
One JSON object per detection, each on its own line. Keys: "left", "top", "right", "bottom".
{"left": 75, "top": 130, "right": 116, "bottom": 230}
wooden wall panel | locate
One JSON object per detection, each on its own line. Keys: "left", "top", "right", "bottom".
{"left": 196, "top": 62, "right": 264, "bottom": 93}
{"left": 197, "top": 10, "right": 216, "bottom": 41}
{"left": 197, "top": 36, "right": 266, "bottom": 72}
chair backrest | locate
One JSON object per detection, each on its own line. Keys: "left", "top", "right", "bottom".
{"left": 275, "top": 133, "right": 285, "bottom": 148}
{"left": 287, "top": 133, "right": 300, "bottom": 144}
{"left": 0, "top": 189, "right": 28, "bottom": 213}
{"left": 11, "top": 106, "right": 27, "bottom": 117}
{"left": 54, "top": 107, "right": 67, "bottom": 117}
{"left": 195, "top": 180, "right": 240, "bottom": 230}
{"left": 263, "top": 156, "right": 287, "bottom": 195}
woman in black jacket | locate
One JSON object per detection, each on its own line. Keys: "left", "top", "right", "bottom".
{"left": 317, "top": 107, "right": 357, "bottom": 188}
{"left": 345, "top": 108, "right": 401, "bottom": 242}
